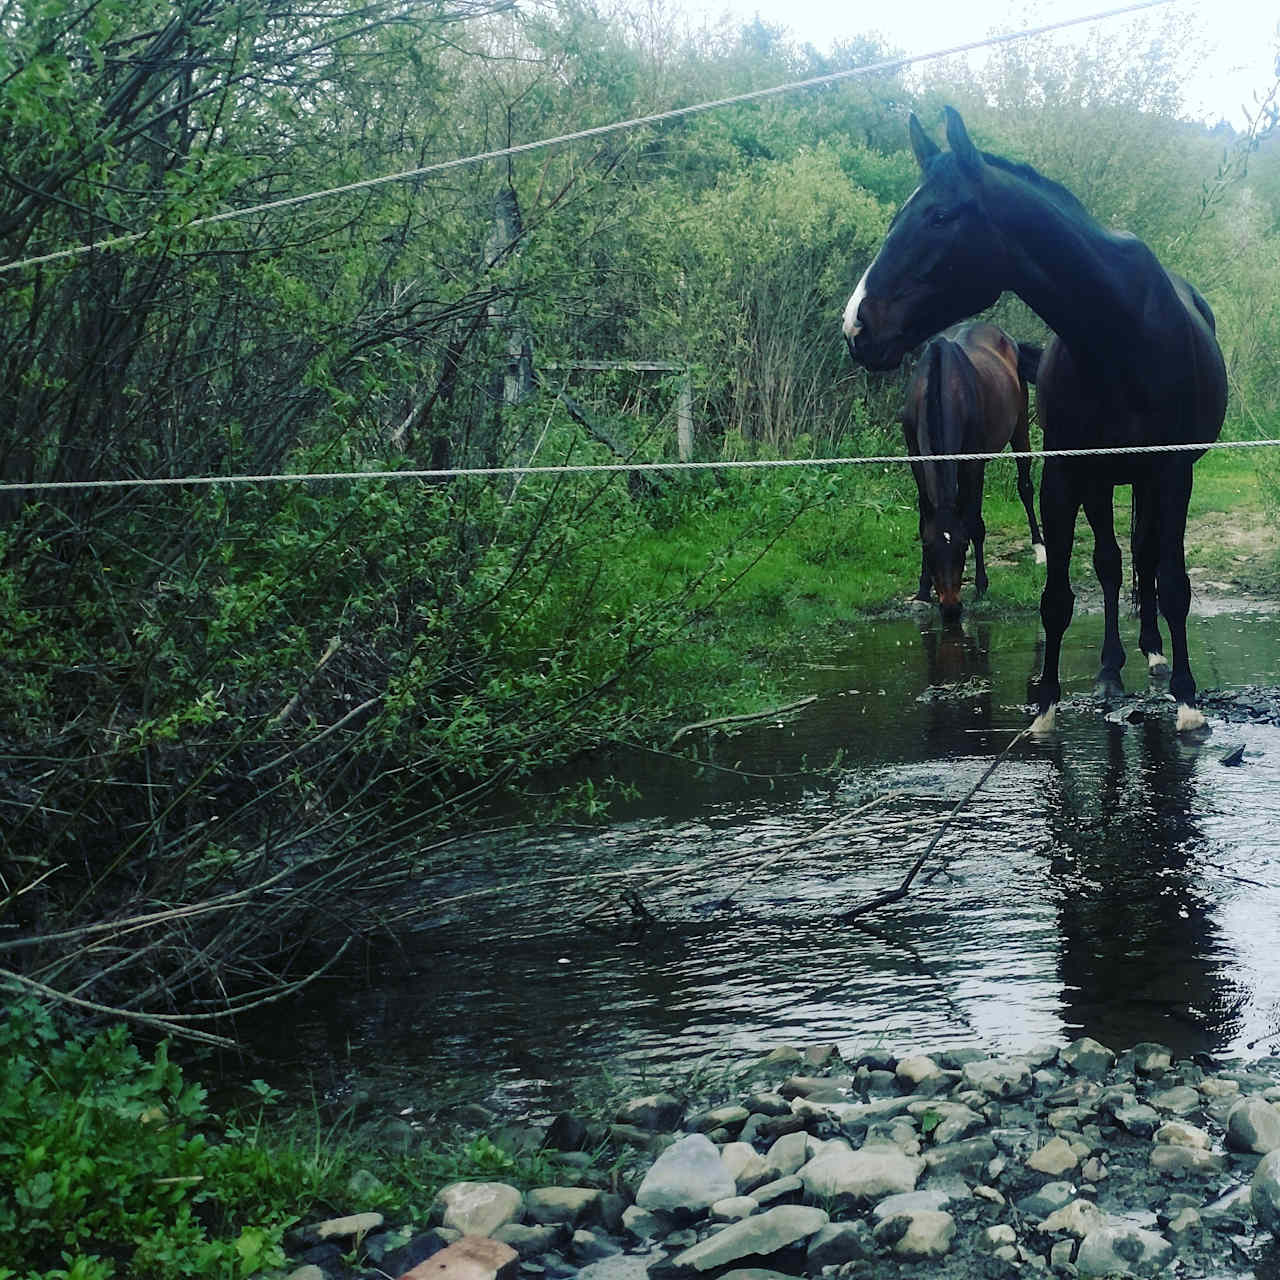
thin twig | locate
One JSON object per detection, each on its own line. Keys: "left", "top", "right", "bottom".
{"left": 835, "top": 727, "right": 1032, "bottom": 923}
{"left": 0, "top": 968, "right": 236, "bottom": 1047}
{"left": 668, "top": 695, "right": 818, "bottom": 746}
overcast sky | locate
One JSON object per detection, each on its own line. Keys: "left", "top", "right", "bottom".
{"left": 679, "top": 0, "right": 1280, "bottom": 127}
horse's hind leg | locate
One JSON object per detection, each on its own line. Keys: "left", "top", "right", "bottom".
{"left": 1032, "top": 459, "right": 1078, "bottom": 732}
{"left": 1011, "top": 419, "right": 1045, "bottom": 563}
{"left": 1082, "top": 486, "right": 1126, "bottom": 703}
{"left": 1131, "top": 480, "right": 1168, "bottom": 676}
{"left": 1154, "top": 460, "right": 1206, "bottom": 731}
{"left": 972, "top": 462, "right": 989, "bottom": 598}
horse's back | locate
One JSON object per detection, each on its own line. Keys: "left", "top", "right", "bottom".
{"left": 949, "top": 321, "right": 1025, "bottom": 451}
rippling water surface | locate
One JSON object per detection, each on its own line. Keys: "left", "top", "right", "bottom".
{"left": 248, "top": 606, "right": 1280, "bottom": 1111}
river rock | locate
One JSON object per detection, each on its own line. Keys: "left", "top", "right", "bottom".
{"left": 873, "top": 1209, "right": 956, "bottom": 1259}
{"left": 909, "top": 1099, "right": 984, "bottom": 1144}
{"left": 398, "top": 1235, "right": 519, "bottom": 1280}
{"left": 1061, "top": 1037, "right": 1117, "bottom": 1076}
{"left": 1148, "top": 1143, "right": 1226, "bottom": 1176}
{"left": 1016, "top": 1180, "right": 1078, "bottom": 1219}
{"left": 1040, "top": 1198, "right": 1107, "bottom": 1237}
{"left": 779, "top": 1074, "right": 853, "bottom": 1099}
{"left": 797, "top": 1142, "right": 924, "bottom": 1206}
{"left": 659, "top": 1204, "right": 829, "bottom": 1274}
{"left": 1131, "top": 1042, "right": 1174, "bottom": 1076}
{"left": 524, "top": 1187, "right": 602, "bottom": 1226}
{"left": 617, "top": 1094, "right": 684, "bottom": 1132}
{"left": 1027, "top": 1135, "right": 1078, "bottom": 1176}
{"left": 491, "top": 1222, "right": 565, "bottom": 1259}
{"left": 1200, "top": 1183, "right": 1253, "bottom": 1233}
{"left": 749, "top": 1175, "right": 803, "bottom": 1208}
{"left": 572, "top": 1227, "right": 622, "bottom": 1263}
{"left": 962, "top": 1057, "right": 1033, "bottom": 1099}
{"left": 1150, "top": 1085, "right": 1201, "bottom": 1115}
{"left": 1114, "top": 1102, "right": 1161, "bottom": 1138}
{"left": 432, "top": 1184, "right": 522, "bottom": 1236}
{"left": 635, "top": 1135, "right": 736, "bottom": 1217}
{"left": 1226, "top": 1094, "right": 1280, "bottom": 1153}
{"left": 1201, "top": 1075, "right": 1242, "bottom": 1100}
{"left": 870, "top": 1189, "right": 955, "bottom": 1219}
{"left": 803, "top": 1044, "right": 842, "bottom": 1069}
{"left": 742, "top": 1093, "right": 791, "bottom": 1117}
{"left": 692, "top": 1105, "right": 749, "bottom": 1135}
{"left": 710, "top": 1197, "right": 758, "bottom": 1222}
{"left": 922, "top": 1135, "right": 996, "bottom": 1177}
{"left": 1154, "top": 1119, "right": 1211, "bottom": 1148}
{"left": 720, "top": 1141, "right": 769, "bottom": 1191}
{"left": 762, "top": 1130, "right": 808, "bottom": 1179}
{"left": 805, "top": 1220, "right": 873, "bottom": 1268}
{"left": 621, "top": 1205, "right": 671, "bottom": 1240}
{"left": 1074, "top": 1222, "right": 1174, "bottom": 1276}
{"left": 1252, "top": 1148, "right": 1280, "bottom": 1234}
{"left": 896, "top": 1055, "right": 942, "bottom": 1087}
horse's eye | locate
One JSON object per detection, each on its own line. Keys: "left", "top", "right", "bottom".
{"left": 930, "top": 206, "right": 956, "bottom": 227}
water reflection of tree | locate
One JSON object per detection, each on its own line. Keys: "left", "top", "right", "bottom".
{"left": 1041, "top": 717, "right": 1241, "bottom": 1056}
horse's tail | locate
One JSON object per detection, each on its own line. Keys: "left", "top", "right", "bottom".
{"left": 920, "top": 337, "right": 976, "bottom": 502}
{"left": 1016, "top": 341, "right": 1043, "bottom": 386}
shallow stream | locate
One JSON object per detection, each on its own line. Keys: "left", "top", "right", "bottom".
{"left": 243, "top": 602, "right": 1280, "bottom": 1115}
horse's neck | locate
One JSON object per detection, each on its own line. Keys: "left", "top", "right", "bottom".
{"left": 993, "top": 174, "right": 1160, "bottom": 376}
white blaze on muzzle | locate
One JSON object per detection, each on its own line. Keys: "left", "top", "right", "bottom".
{"left": 843, "top": 267, "right": 870, "bottom": 340}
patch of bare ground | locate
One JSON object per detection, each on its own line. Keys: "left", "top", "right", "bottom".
{"left": 1185, "top": 509, "right": 1280, "bottom": 604}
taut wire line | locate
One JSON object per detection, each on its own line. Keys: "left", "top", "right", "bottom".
{"left": 0, "top": 0, "right": 1174, "bottom": 276}
{"left": 1, "top": 436, "right": 1276, "bottom": 495}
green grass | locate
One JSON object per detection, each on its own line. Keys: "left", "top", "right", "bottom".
{"left": 611, "top": 447, "right": 1276, "bottom": 722}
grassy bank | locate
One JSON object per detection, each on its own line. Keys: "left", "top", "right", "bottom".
{"left": 630, "top": 442, "right": 1279, "bottom": 703}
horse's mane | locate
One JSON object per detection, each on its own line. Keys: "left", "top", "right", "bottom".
{"left": 979, "top": 151, "right": 1096, "bottom": 223}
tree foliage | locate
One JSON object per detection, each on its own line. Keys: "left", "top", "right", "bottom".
{"left": 0, "top": 0, "right": 1277, "bottom": 1030}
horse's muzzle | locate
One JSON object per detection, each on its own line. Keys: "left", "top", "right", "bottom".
{"left": 849, "top": 330, "right": 908, "bottom": 372}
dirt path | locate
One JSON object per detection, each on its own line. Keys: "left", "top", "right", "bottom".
{"left": 1185, "top": 509, "right": 1280, "bottom": 599}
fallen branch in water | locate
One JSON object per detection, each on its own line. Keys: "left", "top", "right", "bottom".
{"left": 668, "top": 695, "right": 817, "bottom": 747}
{"left": 576, "top": 791, "right": 902, "bottom": 929}
{"left": 834, "top": 725, "right": 1031, "bottom": 923}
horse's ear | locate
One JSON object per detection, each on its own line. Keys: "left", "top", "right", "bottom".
{"left": 943, "top": 106, "right": 983, "bottom": 180}
{"left": 909, "top": 113, "right": 940, "bottom": 171}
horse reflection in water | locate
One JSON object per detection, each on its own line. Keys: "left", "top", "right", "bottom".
{"left": 1039, "top": 720, "right": 1239, "bottom": 1056}
{"left": 916, "top": 618, "right": 994, "bottom": 741}
{"left": 901, "top": 321, "right": 1044, "bottom": 621}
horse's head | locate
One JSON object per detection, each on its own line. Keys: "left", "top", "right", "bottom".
{"left": 844, "top": 108, "right": 1006, "bottom": 371}
{"left": 923, "top": 510, "right": 970, "bottom": 622}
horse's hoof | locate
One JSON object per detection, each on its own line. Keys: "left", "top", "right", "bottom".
{"left": 1030, "top": 705, "right": 1056, "bottom": 733}
{"left": 1146, "top": 651, "right": 1170, "bottom": 676}
{"left": 1033, "top": 542, "right": 1046, "bottom": 565}
{"left": 1176, "top": 703, "right": 1209, "bottom": 733}
{"left": 1093, "top": 675, "right": 1125, "bottom": 704}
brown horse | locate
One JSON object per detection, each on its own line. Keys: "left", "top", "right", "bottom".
{"left": 901, "top": 320, "right": 1044, "bottom": 621}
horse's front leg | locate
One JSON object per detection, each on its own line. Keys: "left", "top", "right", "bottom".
{"left": 1154, "top": 461, "right": 1207, "bottom": 732}
{"left": 1082, "top": 487, "right": 1125, "bottom": 703}
{"left": 1032, "top": 459, "right": 1078, "bottom": 732}
{"left": 1130, "top": 481, "right": 1167, "bottom": 676}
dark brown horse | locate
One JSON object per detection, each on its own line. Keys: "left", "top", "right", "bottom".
{"left": 902, "top": 320, "right": 1044, "bottom": 621}
{"left": 844, "top": 108, "right": 1227, "bottom": 734}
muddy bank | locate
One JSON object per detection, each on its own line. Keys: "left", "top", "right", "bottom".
{"left": 279, "top": 1036, "right": 1280, "bottom": 1280}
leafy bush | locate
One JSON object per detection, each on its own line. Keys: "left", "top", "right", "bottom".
{"left": 0, "top": 1003, "right": 291, "bottom": 1280}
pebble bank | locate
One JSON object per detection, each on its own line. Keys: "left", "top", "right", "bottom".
{"left": 274, "top": 1037, "right": 1280, "bottom": 1280}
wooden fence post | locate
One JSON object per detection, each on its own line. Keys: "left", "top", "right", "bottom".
{"left": 677, "top": 375, "right": 694, "bottom": 461}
